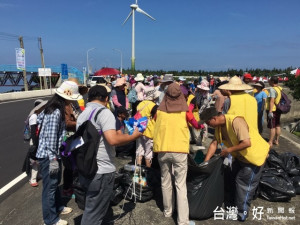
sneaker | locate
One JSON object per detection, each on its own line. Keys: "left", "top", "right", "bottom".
{"left": 189, "top": 221, "right": 196, "bottom": 225}
{"left": 29, "top": 181, "right": 38, "bottom": 187}
{"left": 55, "top": 219, "right": 68, "bottom": 225}
{"left": 60, "top": 207, "right": 72, "bottom": 215}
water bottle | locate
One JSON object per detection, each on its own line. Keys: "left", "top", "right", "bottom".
{"left": 124, "top": 164, "right": 135, "bottom": 172}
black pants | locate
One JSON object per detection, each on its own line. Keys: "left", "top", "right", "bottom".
{"left": 80, "top": 172, "right": 115, "bottom": 225}
{"left": 224, "top": 159, "right": 264, "bottom": 221}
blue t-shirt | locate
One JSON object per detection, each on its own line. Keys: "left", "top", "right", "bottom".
{"left": 254, "top": 91, "right": 267, "bottom": 112}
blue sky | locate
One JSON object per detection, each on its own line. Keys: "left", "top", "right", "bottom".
{"left": 0, "top": 0, "right": 300, "bottom": 72}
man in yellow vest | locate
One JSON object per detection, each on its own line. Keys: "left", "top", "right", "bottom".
{"left": 153, "top": 83, "right": 195, "bottom": 225}
{"left": 218, "top": 76, "right": 258, "bottom": 131}
{"left": 201, "top": 107, "right": 269, "bottom": 221}
{"left": 266, "top": 76, "right": 282, "bottom": 147}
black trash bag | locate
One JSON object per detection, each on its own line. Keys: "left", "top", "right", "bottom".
{"left": 187, "top": 155, "right": 224, "bottom": 220}
{"left": 114, "top": 172, "right": 124, "bottom": 190}
{"left": 73, "top": 176, "right": 86, "bottom": 210}
{"left": 259, "top": 168, "right": 296, "bottom": 202}
{"left": 111, "top": 186, "right": 124, "bottom": 206}
{"left": 290, "top": 176, "right": 300, "bottom": 195}
{"left": 280, "top": 152, "right": 300, "bottom": 176}
{"left": 265, "top": 149, "right": 285, "bottom": 170}
{"left": 120, "top": 168, "right": 154, "bottom": 203}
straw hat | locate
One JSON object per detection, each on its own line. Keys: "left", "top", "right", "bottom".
{"left": 218, "top": 76, "right": 253, "bottom": 91}
{"left": 135, "top": 73, "right": 144, "bottom": 82}
{"left": 55, "top": 81, "right": 83, "bottom": 101}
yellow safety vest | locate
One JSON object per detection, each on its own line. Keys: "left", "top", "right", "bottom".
{"left": 187, "top": 94, "right": 200, "bottom": 127}
{"left": 266, "top": 86, "right": 282, "bottom": 111}
{"left": 227, "top": 92, "right": 258, "bottom": 131}
{"left": 153, "top": 110, "right": 189, "bottom": 153}
{"left": 137, "top": 100, "right": 156, "bottom": 139}
{"left": 215, "top": 114, "right": 269, "bottom": 166}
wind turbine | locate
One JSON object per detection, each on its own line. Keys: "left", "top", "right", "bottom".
{"left": 123, "top": 0, "right": 155, "bottom": 71}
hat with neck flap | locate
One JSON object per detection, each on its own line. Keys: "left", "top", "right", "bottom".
{"left": 158, "top": 83, "right": 189, "bottom": 113}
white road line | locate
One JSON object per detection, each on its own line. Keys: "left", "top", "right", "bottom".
{"left": 0, "top": 172, "right": 27, "bottom": 196}
{"left": 281, "top": 133, "right": 300, "bottom": 148}
{"left": 0, "top": 96, "right": 50, "bottom": 105}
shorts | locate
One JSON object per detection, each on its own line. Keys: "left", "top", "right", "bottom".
{"left": 267, "top": 109, "right": 281, "bottom": 129}
{"left": 136, "top": 136, "right": 153, "bottom": 159}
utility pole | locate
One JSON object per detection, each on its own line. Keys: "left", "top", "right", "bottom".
{"left": 38, "top": 37, "right": 48, "bottom": 89}
{"left": 18, "top": 36, "right": 28, "bottom": 91}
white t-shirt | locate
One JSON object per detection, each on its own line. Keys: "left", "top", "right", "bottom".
{"left": 29, "top": 114, "right": 37, "bottom": 126}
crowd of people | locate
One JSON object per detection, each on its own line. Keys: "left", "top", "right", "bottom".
{"left": 24, "top": 72, "right": 284, "bottom": 225}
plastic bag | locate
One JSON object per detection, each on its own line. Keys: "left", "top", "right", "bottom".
{"left": 280, "top": 152, "right": 300, "bottom": 176}
{"left": 124, "top": 117, "right": 148, "bottom": 135}
{"left": 259, "top": 168, "right": 296, "bottom": 202}
{"left": 290, "top": 176, "right": 300, "bottom": 195}
{"left": 187, "top": 155, "right": 224, "bottom": 220}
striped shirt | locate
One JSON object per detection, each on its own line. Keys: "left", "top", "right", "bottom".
{"left": 36, "top": 109, "right": 66, "bottom": 160}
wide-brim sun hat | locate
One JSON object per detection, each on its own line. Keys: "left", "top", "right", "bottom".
{"left": 55, "top": 81, "right": 83, "bottom": 101}
{"left": 144, "top": 87, "right": 161, "bottom": 101}
{"left": 67, "top": 77, "right": 88, "bottom": 95}
{"left": 99, "top": 83, "right": 111, "bottom": 93}
{"left": 158, "top": 83, "right": 189, "bottom": 113}
{"left": 135, "top": 73, "right": 144, "bottom": 82}
{"left": 197, "top": 80, "right": 210, "bottom": 91}
{"left": 29, "top": 100, "right": 48, "bottom": 117}
{"left": 114, "top": 77, "right": 126, "bottom": 87}
{"left": 161, "top": 74, "right": 174, "bottom": 83}
{"left": 218, "top": 76, "right": 253, "bottom": 91}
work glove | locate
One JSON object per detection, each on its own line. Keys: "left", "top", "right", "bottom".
{"left": 268, "top": 112, "right": 274, "bottom": 119}
{"left": 49, "top": 159, "right": 59, "bottom": 175}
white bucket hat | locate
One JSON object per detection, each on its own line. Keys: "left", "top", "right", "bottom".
{"left": 55, "top": 81, "right": 83, "bottom": 101}
{"left": 135, "top": 73, "right": 144, "bottom": 82}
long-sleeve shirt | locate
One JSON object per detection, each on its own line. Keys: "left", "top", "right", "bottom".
{"left": 36, "top": 109, "right": 65, "bottom": 160}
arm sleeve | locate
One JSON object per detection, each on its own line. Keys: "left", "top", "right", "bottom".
{"left": 222, "top": 98, "right": 230, "bottom": 114}
{"left": 232, "top": 117, "right": 250, "bottom": 142}
{"left": 112, "top": 95, "right": 122, "bottom": 107}
{"left": 30, "top": 124, "right": 38, "bottom": 146}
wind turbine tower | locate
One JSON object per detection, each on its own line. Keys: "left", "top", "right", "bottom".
{"left": 123, "top": 0, "right": 155, "bottom": 71}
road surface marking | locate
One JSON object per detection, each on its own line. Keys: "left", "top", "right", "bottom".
{"left": 0, "top": 172, "right": 27, "bottom": 196}
{"left": 0, "top": 96, "right": 50, "bottom": 105}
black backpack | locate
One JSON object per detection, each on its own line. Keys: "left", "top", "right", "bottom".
{"left": 61, "top": 107, "right": 105, "bottom": 179}
{"left": 274, "top": 87, "right": 291, "bottom": 114}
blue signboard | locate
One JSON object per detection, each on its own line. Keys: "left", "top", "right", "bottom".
{"left": 61, "top": 64, "right": 68, "bottom": 80}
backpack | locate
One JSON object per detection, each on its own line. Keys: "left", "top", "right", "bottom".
{"left": 23, "top": 118, "right": 31, "bottom": 142}
{"left": 274, "top": 87, "right": 291, "bottom": 114}
{"left": 61, "top": 107, "right": 105, "bottom": 179}
{"left": 128, "top": 87, "right": 138, "bottom": 103}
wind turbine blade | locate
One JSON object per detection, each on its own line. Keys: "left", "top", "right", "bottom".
{"left": 122, "top": 11, "right": 133, "bottom": 25}
{"left": 136, "top": 7, "right": 156, "bottom": 21}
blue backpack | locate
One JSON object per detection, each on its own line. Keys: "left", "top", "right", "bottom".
{"left": 128, "top": 87, "right": 138, "bottom": 103}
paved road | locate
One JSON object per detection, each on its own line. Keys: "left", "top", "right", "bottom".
{"left": 0, "top": 97, "right": 49, "bottom": 201}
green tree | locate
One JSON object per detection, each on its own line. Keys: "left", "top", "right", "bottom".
{"left": 285, "top": 75, "right": 300, "bottom": 101}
